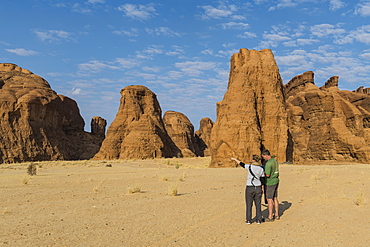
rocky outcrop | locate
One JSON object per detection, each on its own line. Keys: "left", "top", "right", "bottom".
{"left": 93, "top": 85, "right": 181, "bottom": 160}
{"left": 0, "top": 63, "right": 105, "bottom": 163}
{"left": 209, "top": 49, "right": 288, "bottom": 167}
{"left": 163, "top": 111, "right": 200, "bottom": 157}
{"left": 91, "top": 116, "right": 107, "bottom": 138}
{"left": 285, "top": 71, "right": 370, "bottom": 164}
{"left": 195, "top": 118, "right": 214, "bottom": 156}
{"left": 353, "top": 86, "right": 370, "bottom": 95}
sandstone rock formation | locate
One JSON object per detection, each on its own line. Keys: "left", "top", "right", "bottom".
{"left": 91, "top": 116, "right": 107, "bottom": 138}
{"left": 0, "top": 63, "right": 105, "bottom": 163}
{"left": 195, "top": 118, "right": 214, "bottom": 156}
{"left": 93, "top": 85, "right": 181, "bottom": 160}
{"left": 163, "top": 111, "right": 201, "bottom": 157}
{"left": 285, "top": 71, "right": 370, "bottom": 164}
{"left": 209, "top": 49, "right": 288, "bottom": 167}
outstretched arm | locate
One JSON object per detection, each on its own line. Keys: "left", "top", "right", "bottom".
{"left": 231, "top": 157, "right": 245, "bottom": 168}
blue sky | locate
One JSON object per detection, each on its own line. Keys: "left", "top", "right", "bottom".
{"left": 1, "top": 0, "right": 370, "bottom": 131}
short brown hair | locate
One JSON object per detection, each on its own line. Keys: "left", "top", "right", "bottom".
{"left": 252, "top": 154, "right": 261, "bottom": 161}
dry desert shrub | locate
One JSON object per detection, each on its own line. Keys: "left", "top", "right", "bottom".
{"left": 355, "top": 192, "right": 365, "bottom": 206}
{"left": 22, "top": 177, "right": 28, "bottom": 185}
{"left": 168, "top": 184, "right": 178, "bottom": 196}
{"left": 128, "top": 185, "right": 141, "bottom": 194}
{"left": 27, "top": 163, "right": 37, "bottom": 176}
{"left": 161, "top": 176, "right": 169, "bottom": 182}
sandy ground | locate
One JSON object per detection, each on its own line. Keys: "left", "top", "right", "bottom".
{"left": 1, "top": 157, "right": 369, "bottom": 247}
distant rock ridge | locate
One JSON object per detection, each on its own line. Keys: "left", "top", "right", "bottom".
{"left": 93, "top": 85, "right": 181, "bottom": 160}
{"left": 0, "top": 63, "right": 105, "bottom": 163}
{"left": 353, "top": 86, "right": 370, "bottom": 95}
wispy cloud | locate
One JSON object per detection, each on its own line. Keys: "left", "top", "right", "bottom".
{"left": 86, "top": 0, "right": 105, "bottom": 4}
{"left": 145, "top": 27, "right": 181, "bottom": 37}
{"left": 199, "top": 3, "right": 239, "bottom": 20}
{"left": 135, "top": 46, "right": 164, "bottom": 60}
{"left": 113, "top": 28, "right": 139, "bottom": 37}
{"left": 329, "top": 0, "right": 345, "bottom": 11}
{"left": 78, "top": 60, "right": 120, "bottom": 73}
{"left": 175, "top": 61, "right": 217, "bottom": 76}
{"left": 310, "top": 24, "right": 346, "bottom": 38}
{"left": 34, "top": 30, "right": 76, "bottom": 43}
{"left": 118, "top": 3, "right": 157, "bottom": 21}
{"left": 354, "top": 1, "right": 370, "bottom": 16}
{"left": 221, "top": 22, "right": 250, "bottom": 30}
{"left": 335, "top": 25, "right": 370, "bottom": 44}
{"left": 5, "top": 48, "right": 37, "bottom": 56}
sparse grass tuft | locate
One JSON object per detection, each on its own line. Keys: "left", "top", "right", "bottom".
{"left": 128, "top": 185, "right": 141, "bottom": 194}
{"left": 161, "top": 176, "right": 169, "bottom": 182}
{"left": 22, "top": 177, "right": 28, "bottom": 185}
{"left": 355, "top": 192, "right": 365, "bottom": 206}
{"left": 168, "top": 184, "right": 178, "bottom": 196}
{"left": 27, "top": 163, "right": 37, "bottom": 176}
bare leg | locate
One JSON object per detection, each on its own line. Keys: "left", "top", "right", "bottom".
{"left": 267, "top": 198, "right": 274, "bottom": 219}
{"left": 274, "top": 197, "right": 279, "bottom": 218}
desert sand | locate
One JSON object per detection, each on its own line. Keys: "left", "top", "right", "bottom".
{"left": 1, "top": 157, "right": 369, "bottom": 247}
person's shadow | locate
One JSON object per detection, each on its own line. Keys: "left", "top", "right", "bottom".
{"left": 261, "top": 201, "right": 292, "bottom": 220}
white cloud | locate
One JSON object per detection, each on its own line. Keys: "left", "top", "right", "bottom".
{"left": 310, "top": 24, "right": 346, "bottom": 38}
{"left": 329, "top": 0, "right": 345, "bottom": 11}
{"left": 199, "top": 3, "right": 237, "bottom": 19}
{"left": 201, "top": 49, "right": 214, "bottom": 55}
{"left": 175, "top": 61, "right": 217, "bottom": 76}
{"left": 336, "top": 25, "right": 370, "bottom": 44}
{"left": 360, "top": 52, "right": 370, "bottom": 60}
{"left": 221, "top": 22, "right": 250, "bottom": 30}
{"left": 86, "top": 0, "right": 105, "bottom": 4}
{"left": 118, "top": 3, "right": 157, "bottom": 21}
{"left": 268, "top": 0, "right": 297, "bottom": 11}
{"left": 5, "top": 48, "right": 37, "bottom": 56}
{"left": 34, "top": 30, "right": 75, "bottom": 43}
{"left": 115, "top": 58, "right": 140, "bottom": 69}
{"left": 71, "top": 87, "right": 82, "bottom": 95}
{"left": 355, "top": 1, "right": 370, "bottom": 16}
{"left": 145, "top": 27, "right": 181, "bottom": 37}
{"left": 113, "top": 28, "right": 139, "bottom": 37}
{"left": 263, "top": 33, "right": 291, "bottom": 42}
{"left": 78, "top": 60, "right": 120, "bottom": 73}
{"left": 237, "top": 31, "right": 257, "bottom": 38}
{"left": 135, "top": 46, "right": 164, "bottom": 60}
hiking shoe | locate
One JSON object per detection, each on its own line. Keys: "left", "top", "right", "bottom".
{"left": 256, "top": 220, "right": 261, "bottom": 224}
{"left": 246, "top": 220, "right": 251, "bottom": 224}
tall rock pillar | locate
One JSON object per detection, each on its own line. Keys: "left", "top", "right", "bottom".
{"left": 210, "top": 49, "right": 288, "bottom": 167}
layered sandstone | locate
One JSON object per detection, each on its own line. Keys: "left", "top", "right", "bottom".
{"left": 163, "top": 111, "right": 200, "bottom": 157}
{"left": 209, "top": 49, "right": 288, "bottom": 167}
{"left": 93, "top": 85, "right": 180, "bottom": 160}
{"left": 195, "top": 118, "right": 214, "bottom": 156}
{"left": 0, "top": 63, "right": 105, "bottom": 163}
{"left": 285, "top": 71, "right": 370, "bottom": 164}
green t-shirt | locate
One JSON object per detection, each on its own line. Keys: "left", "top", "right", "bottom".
{"left": 265, "top": 158, "right": 279, "bottom": 185}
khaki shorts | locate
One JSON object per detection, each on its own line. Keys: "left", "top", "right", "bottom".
{"left": 265, "top": 183, "right": 279, "bottom": 199}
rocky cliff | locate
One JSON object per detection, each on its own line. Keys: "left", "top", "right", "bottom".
{"left": 285, "top": 71, "right": 370, "bottom": 164}
{"left": 209, "top": 49, "right": 288, "bottom": 167}
{"left": 0, "top": 63, "right": 105, "bottom": 163}
{"left": 163, "top": 111, "right": 201, "bottom": 157}
{"left": 93, "top": 85, "right": 181, "bottom": 160}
